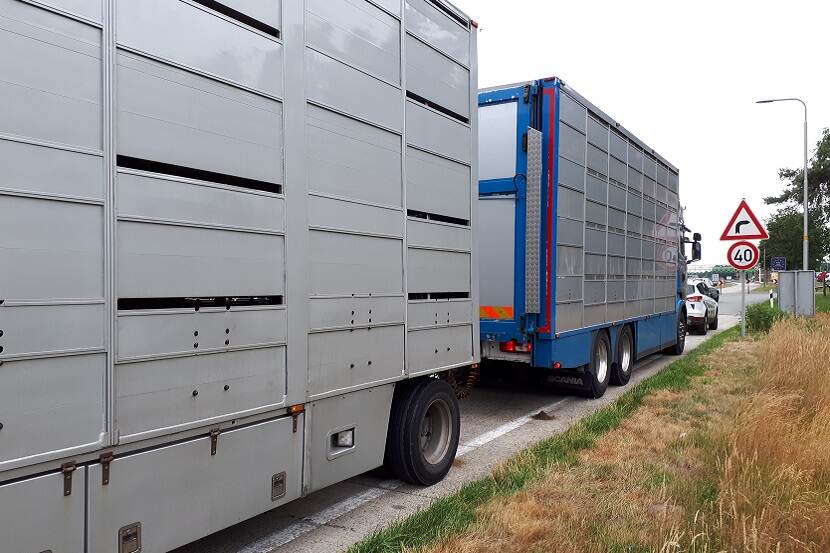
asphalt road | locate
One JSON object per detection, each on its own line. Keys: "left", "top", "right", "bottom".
{"left": 175, "top": 306, "right": 749, "bottom": 553}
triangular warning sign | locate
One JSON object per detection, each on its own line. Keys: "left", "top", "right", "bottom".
{"left": 720, "top": 199, "right": 769, "bottom": 241}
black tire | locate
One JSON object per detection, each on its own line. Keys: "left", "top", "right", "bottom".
{"left": 708, "top": 309, "right": 719, "bottom": 330}
{"left": 664, "top": 313, "right": 686, "bottom": 355}
{"left": 696, "top": 311, "right": 709, "bottom": 335}
{"left": 384, "top": 378, "right": 460, "bottom": 486}
{"left": 584, "top": 332, "right": 611, "bottom": 398}
{"left": 610, "top": 325, "right": 634, "bottom": 386}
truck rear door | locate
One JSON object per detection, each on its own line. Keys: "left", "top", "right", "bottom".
{"left": 477, "top": 85, "right": 542, "bottom": 345}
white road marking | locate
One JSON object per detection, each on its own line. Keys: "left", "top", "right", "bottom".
{"left": 236, "top": 397, "right": 571, "bottom": 552}
{"left": 456, "top": 397, "right": 569, "bottom": 456}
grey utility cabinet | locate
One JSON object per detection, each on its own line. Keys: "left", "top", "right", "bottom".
{"left": 0, "top": 0, "right": 478, "bottom": 551}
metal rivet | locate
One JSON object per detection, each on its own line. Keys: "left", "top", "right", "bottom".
{"left": 194, "top": 343, "right": 199, "bottom": 349}
{"left": 225, "top": 328, "right": 230, "bottom": 334}
{"left": 0, "top": 422, "right": 3, "bottom": 431}
{"left": 434, "top": 349, "right": 438, "bottom": 354}
{"left": 368, "top": 360, "right": 372, "bottom": 366}
{"left": 351, "top": 320, "right": 354, "bottom": 324}
{"left": 225, "top": 339, "right": 230, "bottom": 346}
{"left": 350, "top": 363, "right": 355, "bottom": 369}
{"left": 224, "top": 385, "right": 230, "bottom": 391}
{"left": 192, "top": 390, "right": 199, "bottom": 397}
{"left": 0, "top": 330, "right": 4, "bottom": 337}
{"left": 194, "top": 331, "right": 199, "bottom": 337}
{"left": 447, "top": 347, "right": 451, "bottom": 352}
{"left": 0, "top": 346, "right": 3, "bottom": 354}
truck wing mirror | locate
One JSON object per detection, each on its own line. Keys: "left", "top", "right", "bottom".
{"left": 692, "top": 241, "right": 702, "bottom": 262}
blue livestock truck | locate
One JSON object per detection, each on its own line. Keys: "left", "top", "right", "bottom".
{"left": 477, "top": 77, "right": 701, "bottom": 397}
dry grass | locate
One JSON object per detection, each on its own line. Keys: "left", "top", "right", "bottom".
{"left": 417, "top": 316, "right": 830, "bottom": 553}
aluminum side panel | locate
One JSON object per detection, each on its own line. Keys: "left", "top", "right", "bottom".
{"left": 406, "top": 100, "right": 471, "bottom": 163}
{"left": 405, "top": 0, "right": 469, "bottom": 66}
{"left": 406, "top": 146, "right": 471, "bottom": 220}
{"left": 405, "top": 33, "right": 469, "bottom": 117}
{"left": 117, "top": 0, "right": 284, "bottom": 97}
{"left": 0, "top": 354, "right": 106, "bottom": 470}
{"left": 88, "top": 417, "right": 303, "bottom": 553}
{"left": 306, "top": 105, "right": 402, "bottom": 207}
{"left": 0, "top": 1, "right": 102, "bottom": 149}
{"left": 117, "top": 52, "right": 284, "bottom": 184}
{"left": 117, "top": 221, "right": 285, "bottom": 298}
{"left": 115, "top": 346, "right": 287, "bottom": 441}
{"left": 0, "top": 470, "right": 86, "bottom": 553}
{"left": 306, "top": 384, "right": 395, "bottom": 492}
{"left": 0, "top": 196, "right": 103, "bottom": 300}
{"left": 306, "top": 48, "right": 402, "bottom": 131}
{"left": 306, "top": 0, "right": 400, "bottom": 85}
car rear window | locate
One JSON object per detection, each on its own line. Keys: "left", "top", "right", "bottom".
{"left": 686, "top": 284, "right": 695, "bottom": 295}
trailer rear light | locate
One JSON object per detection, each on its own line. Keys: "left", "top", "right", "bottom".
{"left": 553, "top": 362, "right": 562, "bottom": 369}
{"left": 288, "top": 404, "right": 305, "bottom": 415}
{"left": 499, "top": 340, "right": 531, "bottom": 353}
{"left": 687, "top": 295, "right": 703, "bottom": 303}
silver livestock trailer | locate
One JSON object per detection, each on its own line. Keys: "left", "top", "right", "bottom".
{"left": 0, "top": 0, "right": 478, "bottom": 551}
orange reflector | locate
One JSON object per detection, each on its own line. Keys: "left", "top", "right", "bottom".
{"left": 480, "top": 305, "right": 514, "bottom": 320}
{"left": 288, "top": 404, "right": 305, "bottom": 414}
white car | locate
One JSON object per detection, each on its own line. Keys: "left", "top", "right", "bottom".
{"left": 686, "top": 281, "right": 718, "bottom": 334}
{"left": 689, "top": 277, "right": 721, "bottom": 302}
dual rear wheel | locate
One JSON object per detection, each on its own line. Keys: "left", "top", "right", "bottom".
{"left": 584, "top": 326, "right": 634, "bottom": 398}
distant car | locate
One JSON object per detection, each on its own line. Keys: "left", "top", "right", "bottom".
{"left": 686, "top": 282, "right": 718, "bottom": 335}
{"left": 689, "top": 277, "right": 720, "bottom": 302}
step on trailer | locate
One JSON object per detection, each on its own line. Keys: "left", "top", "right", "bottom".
{"left": 478, "top": 78, "right": 700, "bottom": 397}
{"left": 0, "top": 1, "right": 479, "bottom": 551}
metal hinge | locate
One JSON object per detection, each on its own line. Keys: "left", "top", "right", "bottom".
{"left": 100, "top": 452, "right": 114, "bottom": 485}
{"left": 292, "top": 414, "right": 299, "bottom": 433}
{"left": 210, "top": 428, "right": 221, "bottom": 456}
{"left": 522, "top": 84, "right": 531, "bottom": 104}
{"left": 61, "top": 462, "right": 76, "bottom": 496}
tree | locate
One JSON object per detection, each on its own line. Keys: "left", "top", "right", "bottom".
{"left": 758, "top": 208, "right": 830, "bottom": 271}
{"left": 763, "top": 127, "right": 830, "bottom": 270}
{"left": 765, "top": 128, "right": 830, "bottom": 222}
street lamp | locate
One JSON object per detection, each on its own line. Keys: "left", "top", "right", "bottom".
{"left": 756, "top": 98, "right": 809, "bottom": 270}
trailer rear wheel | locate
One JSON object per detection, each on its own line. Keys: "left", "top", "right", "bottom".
{"left": 385, "top": 378, "right": 460, "bottom": 486}
{"left": 610, "top": 326, "right": 634, "bottom": 386}
{"left": 584, "top": 332, "right": 611, "bottom": 398}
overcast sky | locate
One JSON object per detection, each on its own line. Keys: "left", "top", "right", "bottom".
{"left": 453, "top": 0, "right": 829, "bottom": 266}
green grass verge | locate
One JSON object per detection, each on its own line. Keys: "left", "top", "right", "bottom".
{"left": 348, "top": 326, "right": 742, "bottom": 553}
{"left": 818, "top": 292, "right": 830, "bottom": 312}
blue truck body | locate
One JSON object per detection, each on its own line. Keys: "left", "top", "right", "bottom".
{"left": 477, "top": 78, "right": 689, "bottom": 380}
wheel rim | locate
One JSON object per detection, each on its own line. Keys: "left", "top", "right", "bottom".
{"left": 596, "top": 340, "right": 609, "bottom": 382}
{"left": 620, "top": 333, "right": 632, "bottom": 375}
{"left": 419, "top": 398, "right": 452, "bottom": 465}
{"left": 678, "top": 318, "right": 686, "bottom": 345}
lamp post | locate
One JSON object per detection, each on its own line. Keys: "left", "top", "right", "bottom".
{"left": 756, "top": 98, "right": 809, "bottom": 270}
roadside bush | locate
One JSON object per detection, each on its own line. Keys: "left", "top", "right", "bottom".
{"left": 745, "top": 302, "right": 786, "bottom": 333}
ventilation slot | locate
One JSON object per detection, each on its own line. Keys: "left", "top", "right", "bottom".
{"left": 427, "top": 0, "right": 469, "bottom": 28}
{"left": 118, "top": 156, "right": 282, "bottom": 194}
{"left": 118, "top": 296, "right": 284, "bottom": 311}
{"left": 191, "top": 0, "right": 281, "bottom": 39}
{"left": 406, "top": 91, "right": 469, "bottom": 125}
{"left": 407, "top": 209, "right": 469, "bottom": 227}
{"left": 408, "top": 292, "right": 470, "bottom": 301}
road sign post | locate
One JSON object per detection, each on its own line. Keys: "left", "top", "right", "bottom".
{"left": 721, "top": 200, "right": 767, "bottom": 337}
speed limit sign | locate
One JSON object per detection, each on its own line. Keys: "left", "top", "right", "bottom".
{"left": 727, "top": 240, "right": 759, "bottom": 270}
